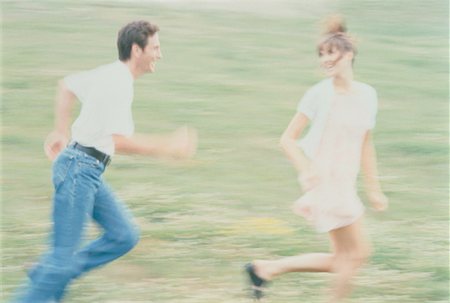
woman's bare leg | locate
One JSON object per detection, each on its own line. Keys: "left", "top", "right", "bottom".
{"left": 253, "top": 253, "right": 334, "bottom": 281}
{"left": 327, "top": 218, "right": 371, "bottom": 303}
{"left": 250, "top": 218, "right": 370, "bottom": 302}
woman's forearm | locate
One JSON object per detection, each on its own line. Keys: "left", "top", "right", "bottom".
{"left": 280, "top": 112, "right": 311, "bottom": 173}
{"left": 280, "top": 137, "right": 310, "bottom": 173}
{"left": 361, "top": 132, "right": 382, "bottom": 193}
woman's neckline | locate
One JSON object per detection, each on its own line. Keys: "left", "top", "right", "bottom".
{"left": 332, "top": 79, "right": 356, "bottom": 95}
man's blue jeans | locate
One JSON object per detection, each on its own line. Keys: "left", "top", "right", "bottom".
{"left": 15, "top": 146, "right": 140, "bottom": 302}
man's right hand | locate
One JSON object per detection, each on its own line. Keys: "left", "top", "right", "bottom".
{"left": 44, "top": 131, "right": 68, "bottom": 161}
{"left": 167, "top": 126, "right": 198, "bottom": 159}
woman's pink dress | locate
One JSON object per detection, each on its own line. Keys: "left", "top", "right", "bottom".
{"left": 293, "top": 91, "right": 374, "bottom": 232}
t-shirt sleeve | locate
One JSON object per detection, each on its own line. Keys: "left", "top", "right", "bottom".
{"left": 297, "top": 86, "right": 318, "bottom": 120}
{"left": 63, "top": 70, "right": 95, "bottom": 103}
{"left": 368, "top": 87, "right": 378, "bottom": 129}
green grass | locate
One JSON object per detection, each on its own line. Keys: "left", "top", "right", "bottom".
{"left": 1, "top": 0, "right": 448, "bottom": 302}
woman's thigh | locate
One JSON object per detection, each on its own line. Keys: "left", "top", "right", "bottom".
{"left": 329, "top": 218, "right": 371, "bottom": 259}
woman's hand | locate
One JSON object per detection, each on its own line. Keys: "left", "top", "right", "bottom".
{"left": 368, "top": 190, "right": 389, "bottom": 211}
{"left": 298, "top": 164, "right": 321, "bottom": 192}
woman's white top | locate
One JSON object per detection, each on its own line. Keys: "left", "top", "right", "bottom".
{"left": 297, "top": 78, "right": 378, "bottom": 158}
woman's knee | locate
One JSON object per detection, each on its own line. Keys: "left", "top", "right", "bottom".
{"left": 358, "top": 241, "right": 372, "bottom": 263}
{"left": 348, "top": 246, "right": 371, "bottom": 268}
{"left": 334, "top": 247, "right": 370, "bottom": 271}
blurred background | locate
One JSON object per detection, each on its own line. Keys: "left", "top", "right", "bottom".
{"left": 1, "top": 0, "right": 448, "bottom": 302}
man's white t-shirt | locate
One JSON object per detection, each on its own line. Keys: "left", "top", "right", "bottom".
{"left": 64, "top": 60, "right": 134, "bottom": 156}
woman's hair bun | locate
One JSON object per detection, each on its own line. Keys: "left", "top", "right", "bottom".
{"left": 322, "top": 14, "right": 347, "bottom": 35}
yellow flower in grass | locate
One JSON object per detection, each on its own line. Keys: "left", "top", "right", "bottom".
{"left": 225, "top": 217, "right": 294, "bottom": 236}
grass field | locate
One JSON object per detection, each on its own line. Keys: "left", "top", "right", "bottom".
{"left": 1, "top": 0, "right": 449, "bottom": 302}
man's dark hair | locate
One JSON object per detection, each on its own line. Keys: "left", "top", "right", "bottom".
{"left": 117, "top": 21, "right": 160, "bottom": 61}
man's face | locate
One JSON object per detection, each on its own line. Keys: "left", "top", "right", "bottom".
{"left": 137, "top": 33, "right": 162, "bottom": 73}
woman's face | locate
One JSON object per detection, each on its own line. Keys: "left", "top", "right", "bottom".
{"left": 319, "top": 45, "right": 352, "bottom": 77}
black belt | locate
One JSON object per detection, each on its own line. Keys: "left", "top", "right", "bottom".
{"left": 72, "top": 142, "right": 111, "bottom": 166}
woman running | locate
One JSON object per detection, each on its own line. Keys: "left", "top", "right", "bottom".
{"left": 246, "top": 15, "right": 388, "bottom": 302}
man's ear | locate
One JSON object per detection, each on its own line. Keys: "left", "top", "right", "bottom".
{"left": 131, "top": 43, "right": 142, "bottom": 58}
